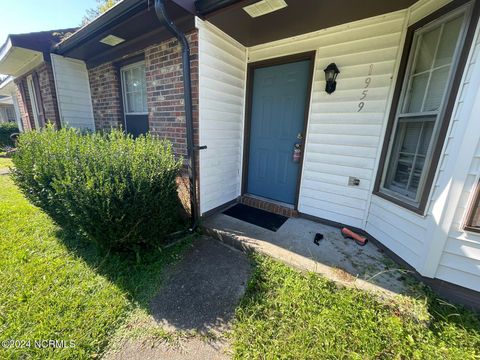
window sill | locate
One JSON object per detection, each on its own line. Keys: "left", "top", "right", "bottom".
{"left": 464, "top": 226, "right": 480, "bottom": 234}
{"left": 372, "top": 190, "right": 426, "bottom": 216}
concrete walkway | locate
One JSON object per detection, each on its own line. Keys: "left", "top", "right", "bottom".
{"left": 203, "top": 212, "right": 413, "bottom": 298}
{"left": 150, "top": 236, "right": 251, "bottom": 334}
{"left": 105, "top": 236, "right": 251, "bottom": 360}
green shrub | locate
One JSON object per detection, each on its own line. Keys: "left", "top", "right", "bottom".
{"left": 0, "top": 122, "right": 19, "bottom": 149}
{"left": 12, "top": 126, "right": 184, "bottom": 251}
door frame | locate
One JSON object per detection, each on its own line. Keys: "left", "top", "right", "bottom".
{"left": 120, "top": 60, "right": 148, "bottom": 134}
{"left": 241, "top": 51, "right": 316, "bottom": 209}
{"left": 114, "top": 54, "right": 147, "bottom": 134}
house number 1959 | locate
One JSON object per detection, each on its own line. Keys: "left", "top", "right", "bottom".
{"left": 358, "top": 64, "right": 374, "bottom": 112}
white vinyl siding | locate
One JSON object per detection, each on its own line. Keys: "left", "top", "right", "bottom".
{"left": 249, "top": 11, "right": 407, "bottom": 228}
{"left": 51, "top": 54, "right": 95, "bottom": 131}
{"left": 367, "top": 196, "right": 426, "bottom": 269}
{"left": 366, "top": 0, "right": 480, "bottom": 274}
{"left": 432, "top": 30, "right": 480, "bottom": 291}
{"left": 197, "top": 19, "right": 247, "bottom": 214}
{"left": 197, "top": 0, "right": 480, "bottom": 292}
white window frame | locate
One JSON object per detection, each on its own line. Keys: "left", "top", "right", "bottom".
{"left": 380, "top": 5, "right": 472, "bottom": 207}
{"left": 6, "top": 105, "right": 16, "bottom": 122}
{"left": 11, "top": 92, "right": 23, "bottom": 132}
{"left": 120, "top": 61, "right": 148, "bottom": 117}
{"left": 26, "top": 75, "right": 41, "bottom": 130}
{"left": 465, "top": 178, "right": 480, "bottom": 233}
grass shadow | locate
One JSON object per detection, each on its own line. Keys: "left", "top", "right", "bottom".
{"left": 423, "top": 287, "right": 480, "bottom": 336}
{"left": 231, "top": 254, "right": 480, "bottom": 358}
{"left": 54, "top": 224, "right": 195, "bottom": 310}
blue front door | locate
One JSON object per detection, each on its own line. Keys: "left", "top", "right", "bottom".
{"left": 247, "top": 60, "right": 311, "bottom": 204}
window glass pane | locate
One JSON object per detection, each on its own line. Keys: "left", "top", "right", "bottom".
{"left": 472, "top": 203, "right": 480, "bottom": 228}
{"left": 418, "top": 120, "right": 434, "bottom": 155}
{"left": 424, "top": 66, "right": 450, "bottom": 111}
{"left": 392, "top": 154, "right": 414, "bottom": 192}
{"left": 413, "top": 26, "right": 441, "bottom": 74}
{"left": 127, "top": 93, "right": 136, "bottom": 113}
{"left": 409, "top": 156, "right": 425, "bottom": 192}
{"left": 402, "top": 121, "right": 422, "bottom": 153}
{"left": 131, "top": 67, "right": 142, "bottom": 90}
{"left": 122, "top": 63, "right": 147, "bottom": 114}
{"left": 405, "top": 73, "right": 428, "bottom": 113}
{"left": 135, "top": 92, "right": 143, "bottom": 112}
{"left": 124, "top": 69, "right": 133, "bottom": 92}
{"left": 467, "top": 182, "right": 480, "bottom": 230}
{"left": 380, "top": 7, "right": 469, "bottom": 206}
{"left": 384, "top": 116, "right": 436, "bottom": 200}
{"left": 435, "top": 15, "right": 464, "bottom": 67}
{"left": 6, "top": 106, "right": 16, "bottom": 122}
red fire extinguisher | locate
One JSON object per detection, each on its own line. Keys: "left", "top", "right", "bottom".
{"left": 293, "top": 143, "right": 302, "bottom": 163}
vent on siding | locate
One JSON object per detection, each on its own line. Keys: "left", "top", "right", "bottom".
{"left": 243, "top": 0, "right": 287, "bottom": 18}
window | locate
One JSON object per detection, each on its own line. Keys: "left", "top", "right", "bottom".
{"left": 26, "top": 75, "right": 42, "bottom": 129}
{"left": 465, "top": 181, "right": 480, "bottom": 232}
{"left": 6, "top": 106, "right": 16, "bottom": 122}
{"left": 375, "top": 1, "right": 475, "bottom": 212}
{"left": 120, "top": 61, "right": 147, "bottom": 114}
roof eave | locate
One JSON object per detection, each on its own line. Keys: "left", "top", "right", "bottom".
{"left": 55, "top": 0, "right": 147, "bottom": 55}
{"left": 0, "top": 76, "right": 16, "bottom": 96}
{"left": 195, "top": 0, "right": 243, "bottom": 16}
{"left": 0, "top": 38, "right": 44, "bottom": 77}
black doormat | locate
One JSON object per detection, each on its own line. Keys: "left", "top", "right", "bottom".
{"left": 223, "top": 203, "right": 288, "bottom": 232}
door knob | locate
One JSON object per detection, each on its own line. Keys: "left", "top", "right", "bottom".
{"left": 297, "top": 133, "right": 304, "bottom": 140}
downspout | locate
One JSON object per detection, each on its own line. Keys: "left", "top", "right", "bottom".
{"left": 154, "top": 0, "right": 200, "bottom": 231}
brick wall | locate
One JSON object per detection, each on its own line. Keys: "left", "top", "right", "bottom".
{"left": 87, "top": 30, "right": 199, "bottom": 215}
{"left": 15, "top": 79, "right": 33, "bottom": 131}
{"left": 37, "top": 62, "right": 60, "bottom": 126}
{"left": 88, "top": 62, "right": 124, "bottom": 130}
{"left": 14, "top": 62, "right": 60, "bottom": 130}
{"left": 145, "top": 31, "right": 199, "bottom": 157}
{"left": 88, "top": 30, "right": 199, "bottom": 158}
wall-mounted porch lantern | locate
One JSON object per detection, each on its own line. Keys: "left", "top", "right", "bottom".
{"left": 324, "top": 63, "right": 340, "bottom": 94}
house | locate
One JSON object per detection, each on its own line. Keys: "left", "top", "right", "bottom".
{"left": 0, "top": 77, "right": 22, "bottom": 129}
{"left": 1, "top": 0, "right": 480, "bottom": 305}
{"left": 0, "top": 28, "right": 77, "bottom": 131}
{"left": 0, "top": 96, "right": 17, "bottom": 123}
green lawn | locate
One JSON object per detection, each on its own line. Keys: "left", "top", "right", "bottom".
{"left": 0, "top": 173, "right": 189, "bottom": 359}
{"left": 0, "top": 154, "right": 12, "bottom": 169}
{"left": 232, "top": 255, "right": 480, "bottom": 359}
{"left": 2, "top": 158, "right": 480, "bottom": 359}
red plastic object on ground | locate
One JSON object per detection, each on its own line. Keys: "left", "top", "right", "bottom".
{"left": 341, "top": 227, "right": 368, "bottom": 246}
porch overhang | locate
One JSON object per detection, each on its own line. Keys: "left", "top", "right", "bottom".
{"left": 0, "top": 96, "right": 13, "bottom": 105}
{"left": 0, "top": 76, "right": 16, "bottom": 96}
{"left": 195, "top": 0, "right": 419, "bottom": 46}
{"left": 0, "top": 29, "right": 77, "bottom": 77}
{"left": 0, "top": 40, "right": 43, "bottom": 77}
{"left": 55, "top": 0, "right": 196, "bottom": 69}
